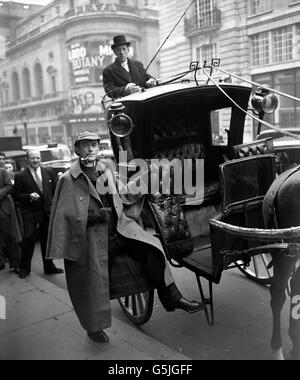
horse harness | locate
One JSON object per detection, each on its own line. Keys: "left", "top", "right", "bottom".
{"left": 263, "top": 165, "right": 300, "bottom": 269}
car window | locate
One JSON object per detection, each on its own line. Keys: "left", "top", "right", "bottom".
{"left": 211, "top": 108, "right": 231, "bottom": 146}
{"left": 40, "top": 148, "right": 71, "bottom": 162}
{"left": 100, "top": 142, "right": 110, "bottom": 150}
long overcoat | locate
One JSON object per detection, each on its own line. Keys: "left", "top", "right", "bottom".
{"left": 46, "top": 159, "right": 174, "bottom": 283}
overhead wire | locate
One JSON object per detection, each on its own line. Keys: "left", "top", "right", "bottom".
{"left": 210, "top": 66, "right": 300, "bottom": 103}
{"left": 146, "top": 0, "right": 196, "bottom": 71}
{"left": 201, "top": 67, "right": 300, "bottom": 141}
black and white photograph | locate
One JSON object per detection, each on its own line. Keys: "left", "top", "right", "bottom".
{"left": 0, "top": 0, "right": 300, "bottom": 364}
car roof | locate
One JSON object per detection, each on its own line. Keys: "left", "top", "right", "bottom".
{"left": 23, "top": 143, "right": 69, "bottom": 151}
{"left": 273, "top": 138, "right": 300, "bottom": 148}
{"left": 257, "top": 128, "right": 300, "bottom": 140}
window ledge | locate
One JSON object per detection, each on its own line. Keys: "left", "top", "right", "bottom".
{"left": 289, "top": 1, "right": 300, "bottom": 7}
{"left": 247, "top": 10, "right": 273, "bottom": 19}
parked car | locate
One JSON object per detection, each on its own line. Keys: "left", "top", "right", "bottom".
{"left": 0, "top": 136, "right": 27, "bottom": 171}
{"left": 98, "top": 138, "right": 114, "bottom": 159}
{"left": 257, "top": 129, "right": 300, "bottom": 172}
{"left": 23, "top": 143, "right": 72, "bottom": 176}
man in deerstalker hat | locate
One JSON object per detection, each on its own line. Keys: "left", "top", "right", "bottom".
{"left": 46, "top": 131, "right": 203, "bottom": 344}
{"left": 103, "top": 35, "right": 157, "bottom": 99}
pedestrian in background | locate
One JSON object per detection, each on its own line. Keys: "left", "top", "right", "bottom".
{"left": 4, "top": 160, "right": 16, "bottom": 184}
{"left": 0, "top": 167, "right": 20, "bottom": 272}
{"left": 12, "top": 150, "right": 64, "bottom": 278}
{"left": 0, "top": 152, "right": 6, "bottom": 168}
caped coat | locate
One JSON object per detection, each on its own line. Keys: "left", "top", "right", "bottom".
{"left": 46, "top": 160, "right": 174, "bottom": 287}
{"left": 103, "top": 58, "right": 153, "bottom": 99}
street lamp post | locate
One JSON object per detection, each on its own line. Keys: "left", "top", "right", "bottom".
{"left": 21, "top": 108, "right": 29, "bottom": 145}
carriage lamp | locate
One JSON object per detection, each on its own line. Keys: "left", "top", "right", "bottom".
{"left": 251, "top": 87, "right": 279, "bottom": 115}
{"left": 108, "top": 102, "right": 134, "bottom": 138}
{"left": 251, "top": 87, "right": 279, "bottom": 135}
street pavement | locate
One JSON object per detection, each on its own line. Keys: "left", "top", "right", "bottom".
{"left": 1, "top": 244, "right": 294, "bottom": 360}
{"left": 0, "top": 269, "right": 189, "bottom": 361}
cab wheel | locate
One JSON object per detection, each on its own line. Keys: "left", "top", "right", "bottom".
{"left": 237, "top": 253, "right": 274, "bottom": 285}
{"left": 118, "top": 290, "right": 154, "bottom": 326}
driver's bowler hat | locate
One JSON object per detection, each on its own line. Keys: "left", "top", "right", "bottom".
{"left": 111, "top": 35, "right": 131, "bottom": 49}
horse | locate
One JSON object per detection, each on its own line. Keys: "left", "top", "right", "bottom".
{"left": 263, "top": 166, "right": 300, "bottom": 360}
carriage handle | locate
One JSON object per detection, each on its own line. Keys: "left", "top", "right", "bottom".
{"left": 221, "top": 243, "right": 300, "bottom": 271}
{"left": 210, "top": 218, "right": 300, "bottom": 242}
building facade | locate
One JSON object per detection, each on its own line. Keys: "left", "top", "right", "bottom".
{"left": 0, "top": 0, "right": 159, "bottom": 148}
{"left": 159, "top": 0, "right": 300, "bottom": 141}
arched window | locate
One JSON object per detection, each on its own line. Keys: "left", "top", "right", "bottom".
{"left": 47, "top": 66, "right": 57, "bottom": 94}
{"left": 23, "top": 67, "right": 31, "bottom": 98}
{"left": 34, "top": 62, "right": 44, "bottom": 96}
{"left": 12, "top": 71, "right": 20, "bottom": 101}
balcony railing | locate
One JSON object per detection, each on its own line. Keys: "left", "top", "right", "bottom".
{"left": 8, "top": 27, "right": 41, "bottom": 49}
{"left": 65, "top": 3, "right": 140, "bottom": 19}
{"left": 184, "top": 9, "right": 221, "bottom": 36}
{"left": 1, "top": 91, "right": 68, "bottom": 109}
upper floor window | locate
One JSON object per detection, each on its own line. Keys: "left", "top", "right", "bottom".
{"left": 273, "top": 26, "right": 293, "bottom": 63}
{"left": 34, "top": 63, "right": 44, "bottom": 96}
{"left": 251, "top": 26, "right": 295, "bottom": 67}
{"left": 22, "top": 67, "right": 31, "bottom": 99}
{"left": 12, "top": 72, "right": 20, "bottom": 101}
{"left": 252, "top": 32, "right": 270, "bottom": 66}
{"left": 249, "top": 0, "right": 272, "bottom": 16}
{"left": 49, "top": 74, "right": 56, "bottom": 94}
{"left": 197, "top": 43, "right": 217, "bottom": 65}
{"left": 195, "top": 0, "right": 217, "bottom": 27}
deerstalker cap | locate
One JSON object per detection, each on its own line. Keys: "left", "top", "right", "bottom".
{"left": 111, "top": 35, "right": 131, "bottom": 49}
{"left": 74, "top": 131, "right": 100, "bottom": 146}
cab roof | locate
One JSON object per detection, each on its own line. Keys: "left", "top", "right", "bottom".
{"left": 118, "top": 82, "right": 252, "bottom": 104}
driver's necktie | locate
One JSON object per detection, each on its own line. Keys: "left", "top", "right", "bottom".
{"left": 34, "top": 169, "right": 43, "bottom": 193}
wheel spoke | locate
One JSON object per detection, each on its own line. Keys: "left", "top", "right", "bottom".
{"left": 137, "top": 293, "right": 144, "bottom": 314}
{"left": 125, "top": 296, "right": 129, "bottom": 309}
{"left": 131, "top": 295, "right": 138, "bottom": 316}
{"left": 253, "top": 255, "right": 259, "bottom": 278}
{"left": 261, "top": 254, "right": 272, "bottom": 278}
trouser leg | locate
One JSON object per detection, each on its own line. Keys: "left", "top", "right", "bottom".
{"left": 20, "top": 217, "right": 37, "bottom": 273}
{"left": 144, "top": 249, "right": 182, "bottom": 308}
{"left": 0, "top": 217, "right": 19, "bottom": 269}
{"left": 3, "top": 216, "right": 20, "bottom": 269}
{"left": 0, "top": 221, "right": 6, "bottom": 269}
{"left": 123, "top": 238, "right": 182, "bottom": 310}
{"left": 39, "top": 215, "right": 55, "bottom": 272}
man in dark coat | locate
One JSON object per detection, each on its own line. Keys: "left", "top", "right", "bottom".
{"left": 103, "top": 35, "right": 157, "bottom": 99}
{"left": 12, "top": 150, "right": 63, "bottom": 278}
{"left": 0, "top": 167, "right": 20, "bottom": 271}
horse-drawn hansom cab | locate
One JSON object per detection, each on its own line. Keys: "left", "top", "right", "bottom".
{"left": 103, "top": 63, "right": 300, "bottom": 359}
